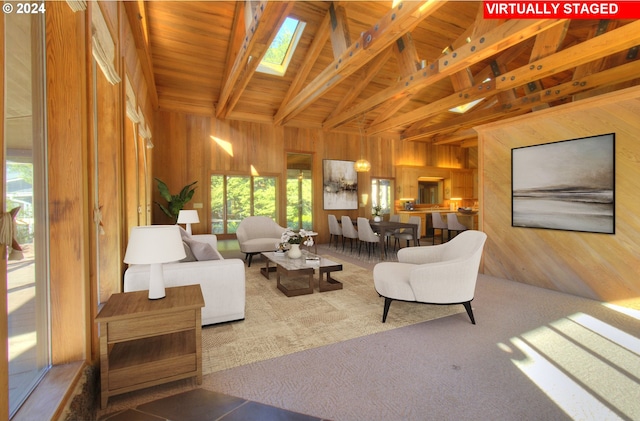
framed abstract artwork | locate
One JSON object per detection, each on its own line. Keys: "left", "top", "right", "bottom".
{"left": 511, "top": 133, "right": 615, "bottom": 234}
{"left": 323, "top": 159, "right": 358, "bottom": 210}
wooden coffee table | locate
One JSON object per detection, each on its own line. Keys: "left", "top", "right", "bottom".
{"left": 261, "top": 250, "right": 343, "bottom": 297}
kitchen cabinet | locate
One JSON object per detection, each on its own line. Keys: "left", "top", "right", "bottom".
{"left": 451, "top": 170, "right": 474, "bottom": 199}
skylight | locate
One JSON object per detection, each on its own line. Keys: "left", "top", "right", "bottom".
{"left": 449, "top": 77, "right": 492, "bottom": 114}
{"left": 449, "top": 98, "right": 484, "bottom": 114}
{"left": 257, "top": 17, "right": 305, "bottom": 77}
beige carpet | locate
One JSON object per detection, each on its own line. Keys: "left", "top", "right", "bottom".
{"left": 97, "top": 253, "right": 464, "bottom": 417}
{"left": 201, "top": 255, "right": 463, "bottom": 375}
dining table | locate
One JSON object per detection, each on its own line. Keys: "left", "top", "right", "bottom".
{"left": 368, "top": 219, "right": 418, "bottom": 260}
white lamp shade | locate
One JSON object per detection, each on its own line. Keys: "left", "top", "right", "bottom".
{"left": 124, "top": 225, "right": 186, "bottom": 264}
{"left": 124, "top": 225, "right": 185, "bottom": 300}
{"left": 177, "top": 210, "right": 200, "bottom": 224}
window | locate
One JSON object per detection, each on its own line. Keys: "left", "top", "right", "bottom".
{"left": 211, "top": 175, "right": 277, "bottom": 235}
{"left": 257, "top": 17, "right": 305, "bottom": 77}
{"left": 4, "top": 11, "right": 50, "bottom": 417}
{"left": 371, "top": 179, "right": 393, "bottom": 215}
{"left": 286, "top": 153, "right": 313, "bottom": 231}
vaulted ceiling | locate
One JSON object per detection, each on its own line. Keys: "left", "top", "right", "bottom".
{"left": 126, "top": 1, "right": 640, "bottom": 147}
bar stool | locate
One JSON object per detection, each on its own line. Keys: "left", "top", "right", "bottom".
{"left": 432, "top": 212, "right": 448, "bottom": 244}
{"left": 447, "top": 213, "right": 468, "bottom": 240}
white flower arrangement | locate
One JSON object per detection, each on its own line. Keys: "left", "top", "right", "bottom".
{"left": 279, "top": 228, "right": 315, "bottom": 248}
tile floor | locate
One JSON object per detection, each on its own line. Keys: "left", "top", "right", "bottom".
{"left": 100, "top": 389, "right": 326, "bottom": 421}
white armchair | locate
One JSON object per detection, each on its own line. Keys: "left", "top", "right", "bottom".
{"left": 236, "top": 216, "right": 287, "bottom": 266}
{"left": 373, "top": 230, "right": 487, "bottom": 324}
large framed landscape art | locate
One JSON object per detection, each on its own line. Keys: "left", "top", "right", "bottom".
{"left": 511, "top": 133, "right": 615, "bottom": 234}
{"left": 323, "top": 159, "right": 358, "bottom": 210}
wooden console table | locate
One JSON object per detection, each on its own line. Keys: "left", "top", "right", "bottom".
{"left": 95, "top": 285, "right": 204, "bottom": 408}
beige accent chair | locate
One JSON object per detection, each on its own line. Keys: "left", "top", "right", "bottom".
{"left": 373, "top": 230, "right": 487, "bottom": 324}
{"left": 236, "top": 216, "right": 287, "bottom": 266}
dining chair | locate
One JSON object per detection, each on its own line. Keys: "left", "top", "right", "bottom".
{"left": 447, "top": 213, "right": 468, "bottom": 239}
{"left": 328, "top": 214, "right": 342, "bottom": 249}
{"left": 432, "top": 212, "right": 448, "bottom": 244}
{"left": 384, "top": 215, "right": 400, "bottom": 249}
{"left": 357, "top": 217, "right": 380, "bottom": 257}
{"left": 341, "top": 216, "right": 358, "bottom": 252}
{"left": 394, "top": 215, "right": 421, "bottom": 249}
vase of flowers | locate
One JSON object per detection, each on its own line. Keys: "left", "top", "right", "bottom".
{"left": 280, "top": 228, "right": 314, "bottom": 259}
{"left": 373, "top": 204, "right": 383, "bottom": 222}
{"left": 288, "top": 243, "right": 302, "bottom": 259}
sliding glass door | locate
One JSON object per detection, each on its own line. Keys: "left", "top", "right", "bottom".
{"left": 4, "top": 12, "right": 50, "bottom": 417}
{"left": 286, "top": 153, "right": 313, "bottom": 230}
{"left": 211, "top": 174, "right": 277, "bottom": 235}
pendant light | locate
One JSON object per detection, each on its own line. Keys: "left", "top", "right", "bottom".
{"left": 354, "top": 114, "right": 371, "bottom": 172}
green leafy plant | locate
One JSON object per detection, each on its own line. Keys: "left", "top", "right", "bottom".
{"left": 155, "top": 178, "right": 197, "bottom": 221}
{"left": 373, "top": 204, "right": 382, "bottom": 216}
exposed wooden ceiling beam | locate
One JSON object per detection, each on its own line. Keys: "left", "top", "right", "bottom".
{"left": 216, "top": 1, "right": 294, "bottom": 119}
{"left": 278, "top": 11, "right": 331, "bottom": 113}
{"left": 329, "top": 3, "right": 351, "bottom": 58}
{"left": 369, "top": 19, "right": 640, "bottom": 135}
{"left": 403, "top": 56, "right": 640, "bottom": 142}
{"left": 123, "top": 1, "right": 159, "bottom": 109}
{"left": 368, "top": 34, "right": 421, "bottom": 127}
{"left": 432, "top": 129, "right": 477, "bottom": 145}
{"left": 324, "top": 19, "right": 566, "bottom": 130}
{"left": 326, "top": 47, "right": 392, "bottom": 124}
{"left": 219, "top": 1, "right": 248, "bottom": 114}
{"left": 274, "top": 0, "right": 446, "bottom": 126}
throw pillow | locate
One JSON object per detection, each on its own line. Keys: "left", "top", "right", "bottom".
{"left": 180, "top": 241, "right": 197, "bottom": 262}
{"left": 177, "top": 225, "right": 191, "bottom": 239}
{"left": 183, "top": 237, "right": 219, "bottom": 261}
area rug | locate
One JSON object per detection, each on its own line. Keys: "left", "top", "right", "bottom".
{"left": 201, "top": 256, "right": 463, "bottom": 374}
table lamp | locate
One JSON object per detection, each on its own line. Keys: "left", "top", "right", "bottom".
{"left": 177, "top": 209, "right": 200, "bottom": 235}
{"left": 124, "top": 225, "right": 186, "bottom": 299}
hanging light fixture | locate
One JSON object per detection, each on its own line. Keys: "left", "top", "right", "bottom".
{"left": 354, "top": 113, "right": 371, "bottom": 172}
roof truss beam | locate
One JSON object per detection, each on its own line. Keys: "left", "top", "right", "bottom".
{"left": 368, "top": 19, "right": 640, "bottom": 135}
{"left": 216, "top": 1, "right": 294, "bottom": 119}
{"left": 274, "top": 0, "right": 446, "bottom": 126}
{"left": 324, "top": 18, "right": 567, "bottom": 130}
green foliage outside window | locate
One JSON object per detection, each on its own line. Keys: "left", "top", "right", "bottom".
{"left": 286, "top": 172, "right": 312, "bottom": 231}
{"left": 210, "top": 174, "right": 277, "bottom": 234}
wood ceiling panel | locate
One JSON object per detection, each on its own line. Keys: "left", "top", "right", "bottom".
{"left": 139, "top": 1, "right": 640, "bottom": 144}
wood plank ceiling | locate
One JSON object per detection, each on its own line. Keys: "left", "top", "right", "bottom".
{"left": 128, "top": 1, "right": 640, "bottom": 147}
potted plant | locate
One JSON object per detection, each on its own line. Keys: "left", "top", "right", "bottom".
{"left": 373, "top": 204, "right": 383, "bottom": 222}
{"left": 154, "top": 178, "right": 197, "bottom": 222}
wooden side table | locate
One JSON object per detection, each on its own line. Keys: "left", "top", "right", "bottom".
{"left": 95, "top": 285, "right": 205, "bottom": 409}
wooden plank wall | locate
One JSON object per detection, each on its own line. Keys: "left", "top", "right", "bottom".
{"left": 477, "top": 85, "right": 640, "bottom": 308}
{"left": 152, "top": 111, "right": 470, "bottom": 243}
{"left": 46, "top": 0, "right": 90, "bottom": 365}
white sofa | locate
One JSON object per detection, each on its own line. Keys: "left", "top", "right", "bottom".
{"left": 124, "top": 234, "right": 245, "bottom": 326}
{"left": 236, "top": 216, "right": 287, "bottom": 266}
